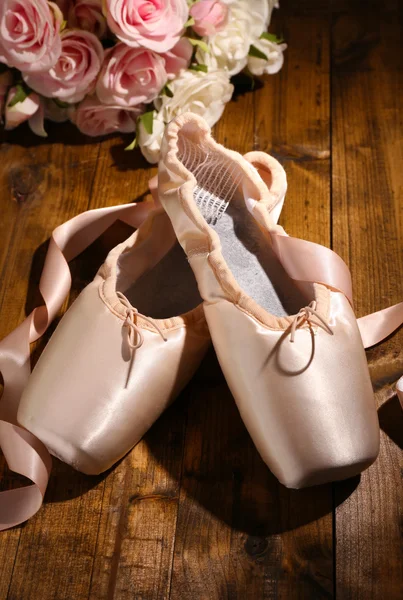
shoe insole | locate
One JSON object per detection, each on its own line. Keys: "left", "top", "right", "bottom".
{"left": 213, "top": 200, "right": 305, "bottom": 316}
{"left": 178, "top": 132, "right": 307, "bottom": 317}
{"left": 121, "top": 136, "right": 307, "bottom": 320}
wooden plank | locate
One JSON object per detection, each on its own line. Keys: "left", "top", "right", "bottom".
{"left": 169, "top": 2, "right": 333, "bottom": 599}
{"left": 88, "top": 395, "right": 186, "bottom": 600}
{"left": 331, "top": 1, "right": 403, "bottom": 598}
{"left": 1, "top": 127, "right": 184, "bottom": 599}
{"left": 1, "top": 1, "right": 400, "bottom": 597}
{"left": 79, "top": 137, "right": 185, "bottom": 600}
{"left": 255, "top": 0, "right": 331, "bottom": 246}
{"left": 254, "top": 1, "right": 334, "bottom": 598}
{"left": 0, "top": 134, "right": 32, "bottom": 600}
{"left": 168, "top": 88, "right": 260, "bottom": 600}
{"left": 0, "top": 124, "right": 104, "bottom": 600}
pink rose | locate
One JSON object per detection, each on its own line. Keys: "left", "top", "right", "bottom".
{"left": 0, "top": 0, "right": 62, "bottom": 73}
{"left": 70, "top": 95, "right": 144, "bottom": 136}
{"left": 68, "top": 0, "right": 107, "bottom": 39}
{"left": 96, "top": 43, "right": 167, "bottom": 107}
{"left": 190, "top": 0, "right": 229, "bottom": 37}
{"left": 161, "top": 38, "right": 193, "bottom": 80}
{"left": 106, "top": 0, "right": 189, "bottom": 52}
{"left": 23, "top": 30, "right": 103, "bottom": 104}
{"left": 4, "top": 86, "right": 41, "bottom": 130}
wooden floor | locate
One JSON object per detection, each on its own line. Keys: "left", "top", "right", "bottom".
{"left": 1, "top": 1, "right": 402, "bottom": 598}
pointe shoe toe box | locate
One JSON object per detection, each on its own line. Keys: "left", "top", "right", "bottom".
{"left": 18, "top": 280, "right": 208, "bottom": 474}
{"left": 205, "top": 291, "right": 380, "bottom": 488}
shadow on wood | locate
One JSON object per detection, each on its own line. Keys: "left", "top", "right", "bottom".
{"left": 144, "top": 348, "right": 359, "bottom": 536}
{"left": 2, "top": 120, "right": 127, "bottom": 149}
{"left": 109, "top": 141, "right": 151, "bottom": 172}
{"left": 378, "top": 395, "right": 403, "bottom": 451}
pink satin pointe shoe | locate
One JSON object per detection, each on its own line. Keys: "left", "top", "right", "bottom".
{"left": 158, "top": 113, "right": 380, "bottom": 489}
{"left": 15, "top": 151, "right": 285, "bottom": 479}
{"left": 17, "top": 208, "right": 211, "bottom": 475}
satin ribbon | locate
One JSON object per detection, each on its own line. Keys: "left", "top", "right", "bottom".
{"left": 0, "top": 200, "right": 154, "bottom": 531}
{"left": 270, "top": 231, "right": 403, "bottom": 405}
{"left": 271, "top": 234, "right": 354, "bottom": 306}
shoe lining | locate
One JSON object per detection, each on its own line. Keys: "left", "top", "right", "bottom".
{"left": 121, "top": 242, "right": 203, "bottom": 319}
{"left": 179, "top": 134, "right": 244, "bottom": 225}
{"left": 178, "top": 132, "right": 307, "bottom": 317}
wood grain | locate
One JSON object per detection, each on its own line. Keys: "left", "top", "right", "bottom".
{"left": 255, "top": 1, "right": 334, "bottom": 598}
{"left": 0, "top": 130, "right": 102, "bottom": 600}
{"left": 331, "top": 1, "right": 403, "bottom": 598}
{"left": 168, "top": 82, "right": 259, "bottom": 600}
{"left": 84, "top": 139, "right": 183, "bottom": 600}
{"left": 0, "top": 0, "right": 402, "bottom": 598}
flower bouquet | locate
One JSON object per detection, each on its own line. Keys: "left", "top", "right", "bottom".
{"left": 0, "top": 0, "right": 286, "bottom": 163}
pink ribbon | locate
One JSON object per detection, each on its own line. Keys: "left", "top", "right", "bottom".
{"left": 270, "top": 231, "right": 403, "bottom": 405}
{"left": 271, "top": 234, "right": 354, "bottom": 305}
{"left": 0, "top": 200, "right": 154, "bottom": 531}
{"left": 357, "top": 303, "right": 403, "bottom": 349}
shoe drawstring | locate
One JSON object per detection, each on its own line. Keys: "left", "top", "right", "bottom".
{"left": 117, "top": 291, "right": 168, "bottom": 350}
{"left": 289, "top": 301, "right": 333, "bottom": 342}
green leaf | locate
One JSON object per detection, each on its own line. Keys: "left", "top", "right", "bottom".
{"left": 53, "top": 98, "right": 70, "bottom": 109}
{"left": 161, "top": 84, "right": 174, "bottom": 98}
{"left": 7, "top": 83, "right": 29, "bottom": 107}
{"left": 125, "top": 136, "right": 138, "bottom": 151}
{"left": 185, "top": 16, "right": 195, "bottom": 27}
{"left": 140, "top": 111, "right": 154, "bottom": 135}
{"left": 188, "top": 38, "right": 209, "bottom": 53}
{"left": 260, "top": 32, "right": 285, "bottom": 44}
{"left": 189, "top": 63, "right": 208, "bottom": 73}
{"left": 248, "top": 44, "right": 268, "bottom": 61}
{"left": 60, "top": 19, "right": 67, "bottom": 31}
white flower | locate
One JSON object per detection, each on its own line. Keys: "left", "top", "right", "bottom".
{"left": 139, "top": 68, "right": 233, "bottom": 163}
{"left": 138, "top": 112, "right": 165, "bottom": 164}
{"left": 4, "top": 87, "right": 41, "bottom": 130}
{"left": 196, "top": 0, "right": 267, "bottom": 76}
{"left": 154, "top": 68, "right": 234, "bottom": 127}
{"left": 247, "top": 38, "right": 287, "bottom": 76}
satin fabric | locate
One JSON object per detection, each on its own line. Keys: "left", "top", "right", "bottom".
{"left": 204, "top": 292, "right": 379, "bottom": 488}
{"left": 17, "top": 207, "right": 210, "bottom": 475}
{"left": 0, "top": 200, "right": 153, "bottom": 530}
{"left": 18, "top": 277, "right": 209, "bottom": 475}
{"left": 158, "top": 113, "right": 402, "bottom": 489}
{"left": 0, "top": 149, "right": 286, "bottom": 530}
{"left": 270, "top": 234, "right": 353, "bottom": 306}
{"left": 0, "top": 121, "right": 401, "bottom": 527}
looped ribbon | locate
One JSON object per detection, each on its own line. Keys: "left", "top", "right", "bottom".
{"left": 117, "top": 291, "right": 167, "bottom": 350}
{"left": 0, "top": 198, "right": 155, "bottom": 531}
{"left": 0, "top": 186, "right": 401, "bottom": 530}
{"left": 289, "top": 300, "right": 334, "bottom": 342}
